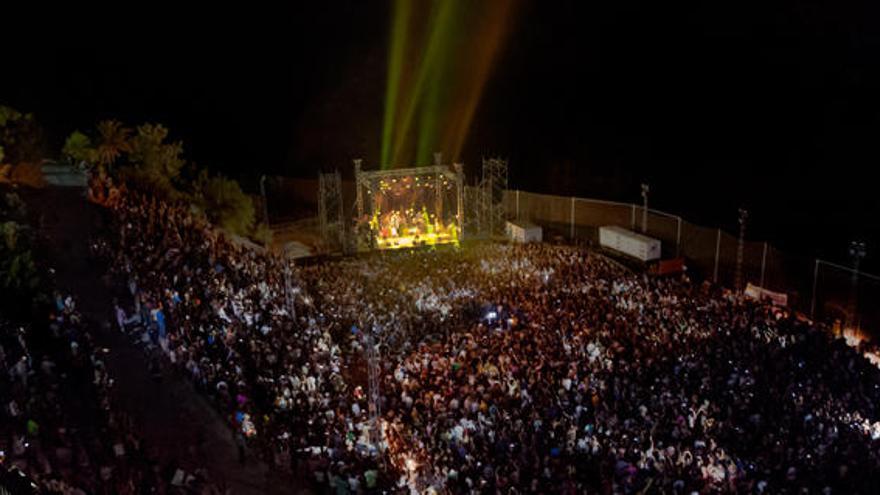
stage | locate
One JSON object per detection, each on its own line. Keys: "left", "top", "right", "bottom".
{"left": 354, "top": 160, "right": 464, "bottom": 252}
{"left": 374, "top": 229, "right": 458, "bottom": 250}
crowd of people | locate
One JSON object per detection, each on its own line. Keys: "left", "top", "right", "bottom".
{"left": 98, "top": 190, "right": 385, "bottom": 491}
{"left": 93, "top": 185, "right": 880, "bottom": 494}
{"left": 1, "top": 292, "right": 225, "bottom": 494}
{"left": 373, "top": 248, "right": 880, "bottom": 493}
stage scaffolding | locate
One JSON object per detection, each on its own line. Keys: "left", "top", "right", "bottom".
{"left": 318, "top": 170, "right": 345, "bottom": 252}
{"left": 478, "top": 157, "right": 508, "bottom": 236}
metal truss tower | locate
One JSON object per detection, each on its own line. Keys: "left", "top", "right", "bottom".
{"left": 479, "top": 157, "right": 508, "bottom": 236}
{"left": 318, "top": 170, "right": 345, "bottom": 252}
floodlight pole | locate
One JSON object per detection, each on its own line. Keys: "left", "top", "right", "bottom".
{"left": 640, "top": 183, "right": 649, "bottom": 234}
{"left": 713, "top": 229, "right": 721, "bottom": 284}
{"left": 676, "top": 216, "right": 682, "bottom": 258}
{"left": 760, "top": 241, "right": 768, "bottom": 288}
{"left": 259, "top": 174, "right": 270, "bottom": 227}
{"left": 847, "top": 240, "right": 867, "bottom": 330}
{"left": 735, "top": 208, "right": 748, "bottom": 292}
{"left": 810, "top": 259, "right": 819, "bottom": 320}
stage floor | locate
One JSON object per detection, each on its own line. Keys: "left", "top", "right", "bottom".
{"left": 375, "top": 232, "right": 457, "bottom": 250}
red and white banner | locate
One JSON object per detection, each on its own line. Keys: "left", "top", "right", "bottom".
{"left": 744, "top": 283, "right": 788, "bottom": 306}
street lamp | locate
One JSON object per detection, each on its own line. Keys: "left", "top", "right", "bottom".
{"left": 259, "top": 174, "right": 270, "bottom": 226}
{"left": 847, "top": 240, "right": 867, "bottom": 330}
{"left": 735, "top": 208, "right": 748, "bottom": 292}
{"left": 640, "top": 183, "right": 649, "bottom": 234}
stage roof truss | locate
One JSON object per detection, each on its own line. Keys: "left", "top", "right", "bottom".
{"left": 355, "top": 165, "right": 458, "bottom": 186}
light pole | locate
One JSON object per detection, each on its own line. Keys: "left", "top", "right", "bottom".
{"left": 847, "top": 240, "right": 866, "bottom": 330}
{"left": 735, "top": 208, "right": 748, "bottom": 292}
{"left": 259, "top": 174, "right": 270, "bottom": 226}
{"left": 640, "top": 183, "right": 649, "bottom": 234}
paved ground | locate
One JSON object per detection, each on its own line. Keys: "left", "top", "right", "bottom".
{"left": 26, "top": 186, "right": 306, "bottom": 494}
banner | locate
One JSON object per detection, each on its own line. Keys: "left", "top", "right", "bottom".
{"left": 745, "top": 283, "right": 788, "bottom": 306}
{"left": 649, "top": 257, "right": 684, "bottom": 276}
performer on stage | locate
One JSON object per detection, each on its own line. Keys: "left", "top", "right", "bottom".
{"left": 389, "top": 210, "right": 401, "bottom": 237}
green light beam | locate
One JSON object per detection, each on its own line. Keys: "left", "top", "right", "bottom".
{"left": 380, "top": 0, "right": 411, "bottom": 169}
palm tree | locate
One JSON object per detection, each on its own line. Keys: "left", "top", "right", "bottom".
{"left": 95, "top": 120, "right": 132, "bottom": 169}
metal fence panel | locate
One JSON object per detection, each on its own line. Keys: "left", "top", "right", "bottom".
{"left": 644, "top": 209, "right": 680, "bottom": 257}
{"left": 573, "top": 198, "right": 634, "bottom": 244}
{"left": 740, "top": 240, "right": 761, "bottom": 288}
{"left": 518, "top": 191, "right": 570, "bottom": 224}
{"left": 761, "top": 245, "right": 789, "bottom": 295}
{"left": 515, "top": 191, "right": 572, "bottom": 238}
{"left": 715, "top": 230, "right": 739, "bottom": 288}
{"left": 503, "top": 189, "right": 517, "bottom": 220}
{"left": 679, "top": 222, "right": 721, "bottom": 281}
{"left": 814, "top": 262, "right": 880, "bottom": 335}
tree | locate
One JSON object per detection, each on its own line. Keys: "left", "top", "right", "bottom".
{"left": 0, "top": 105, "right": 21, "bottom": 127}
{"left": 0, "top": 220, "right": 44, "bottom": 320}
{"left": 0, "top": 105, "right": 12, "bottom": 165}
{"left": 192, "top": 172, "right": 256, "bottom": 236}
{"left": 1, "top": 192, "right": 27, "bottom": 221}
{"left": 0, "top": 105, "right": 45, "bottom": 165}
{"left": 75, "top": 118, "right": 261, "bottom": 240}
{"left": 61, "top": 130, "right": 96, "bottom": 166}
{"left": 94, "top": 120, "right": 132, "bottom": 168}
{"left": 129, "top": 123, "right": 185, "bottom": 177}
{"left": 122, "top": 123, "right": 186, "bottom": 195}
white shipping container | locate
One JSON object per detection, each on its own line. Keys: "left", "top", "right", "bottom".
{"left": 599, "top": 226, "right": 661, "bottom": 261}
{"left": 506, "top": 220, "right": 543, "bottom": 243}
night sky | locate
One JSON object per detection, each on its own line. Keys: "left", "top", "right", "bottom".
{"left": 3, "top": 1, "right": 879, "bottom": 269}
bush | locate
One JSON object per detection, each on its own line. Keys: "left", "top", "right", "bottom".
{"left": 2, "top": 192, "right": 27, "bottom": 220}
{"left": 192, "top": 173, "right": 256, "bottom": 236}
{"left": 123, "top": 123, "right": 185, "bottom": 197}
{"left": 118, "top": 165, "right": 183, "bottom": 201}
{"left": 0, "top": 220, "right": 45, "bottom": 320}
{"left": 72, "top": 119, "right": 262, "bottom": 240}
{"left": 0, "top": 105, "right": 45, "bottom": 165}
{"left": 61, "top": 130, "right": 96, "bottom": 167}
